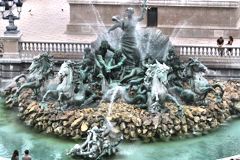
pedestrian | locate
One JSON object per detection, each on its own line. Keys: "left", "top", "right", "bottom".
{"left": 22, "top": 150, "right": 32, "bottom": 160}
{"left": 11, "top": 150, "right": 19, "bottom": 160}
{"left": 217, "top": 37, "right": 224, "bottom": 56}
{"left": 226, "top": 36, "right": 233, "bottom": 56}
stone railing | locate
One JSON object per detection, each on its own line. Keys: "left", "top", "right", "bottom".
{"left": 174, "top": 44, "right": 240, "bottom": 57}
{"left": 19, "top": 40, "right": 91, "bottom": 61}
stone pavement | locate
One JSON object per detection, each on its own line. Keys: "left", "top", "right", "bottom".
{"left": 0, "top": 0, "right": 239, "bottom": 46}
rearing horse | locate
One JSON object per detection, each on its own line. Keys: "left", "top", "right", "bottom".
{"left": 144, "top": 61, "right": 183, "bottom": 114}
{"left": 41, "top": 60, "right": 75, "bottom": 109}
{"left": 41, "top": 60, "right": 101, "bottom": 109}
{"left": 13, "top": 52, "right": 54, "bottom": 100}
{"left": 184, "top": 58, "right": 224, "bottom": 104}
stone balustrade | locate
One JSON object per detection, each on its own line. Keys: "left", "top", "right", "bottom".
{"left": 1, "top": 39, "right": 240, "bottom": 79}
{"left": 19, "top": 40, "right": 91, "bottom": 61}
{"left": 174, "top": 44, "right": 240, "bottom": 57}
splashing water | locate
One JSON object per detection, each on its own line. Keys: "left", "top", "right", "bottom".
{"left": 151, "top": 73, "right": 167, "bottom": 101}
{"left": 108, "top": 86, "right": 125, "bottom": 117}
{"left": 102, "top": 86, "right": 126, "bottom": 117}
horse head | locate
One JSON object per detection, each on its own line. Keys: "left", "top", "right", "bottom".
{"left": 155, "top": 60, "right": 170, "bottom": 85}
{"left": 185, "top": 58, "right": 207, "bottom": 77}
{"left": 58, "top": 60, "right": 73, "bottom": 83}
{"left": 28, "top": 52, "right": 54, "bottom": 80}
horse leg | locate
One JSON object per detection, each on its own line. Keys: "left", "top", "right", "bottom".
{"left": 41, "top": 90, "right": 58, "bottom": 109}
{"left": 58, "top": 92, "right": 65, "bottom": 109}
{"left": 15, "top": 74, "right": 27, "bottom": 88}
{"left": 166, "top": 94, "right": 183, "bottom": 115}
{"left": 212, "top": 84, "right": 224, "bottom": 101}
{"left": 13, "top": 82, "right": 35, "bottom": 100}
{"left": 200, "top": 87, "right": 222, "bottom": 103}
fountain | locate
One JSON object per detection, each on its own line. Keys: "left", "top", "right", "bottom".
{"left": 2, "top": 0, "right": 240, "bottom": 160}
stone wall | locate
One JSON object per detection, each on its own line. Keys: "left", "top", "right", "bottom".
{"left": 67, "top": 0, "right": 240, "bottom": 38}
{"left": 4, "top": 80, "right": 240, "bottom": 141}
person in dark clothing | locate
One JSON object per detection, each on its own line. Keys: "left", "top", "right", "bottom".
{"left": 217, "top": 37, "right": 224, "bottom": 57}
{"left": 226, "top": 36, "right": 233, "bottom": 56}
{"left": 11, "top": 150, "right": 19, "bottom": 160}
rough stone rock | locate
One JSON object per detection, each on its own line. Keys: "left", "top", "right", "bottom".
{"left": 130, "top": 130, "right": 136, "bottom": 138}
{"left": 174, "top": 125, "right": 181, "bottom": 131}
{"left": 29, "top": 113, "right": 37, "bottom": 120}
{"left": 210, "top": 119, "right": 218, "bottom": 128}
{"left": 120, "top": 122, "right": 126, "bottom": 131}
{"left": 234, "top": 101, "right": 240, "bottom": 112}
{"left": 142, "top": 129, "right": 148, "bottom": 134}
{"left": 143, "top": 118, "right": 152, "bottom": 126}
{"left": 218, "top": 114, "right": 225, "bottom": 123}
{"left": 132, "top": 117, "right": 142, "bottom": 127}
{"left": 52, "top": 122, "right": 58, "bottom": 129}
{"left": 186, "top": 119, "right": 194, "bottom": 126}
{"left": 180, "top": 116, "right": 187, "bottom": 124}
{"left": 174, "top": 118, "right": 181, "bottom": 125}
{"left": 231, "top": 93, "right": 239, "bottom": 101}
{"left": 46, "top": 127, "right": 52, "bottom": 133}
{"left": 63, "top": 121, "right": 70, "bottom": 127}
{"left": 60, "top": 112, "right": 74, "bottom": 120}
{"left": 161, "top": 115, "right": 173, "bottom": 124}
{"left": 137, "top": 128, "right": 142, "bottom": 135}
{"left": 124, "top": 129, "right": 129, "bottom": 134}
{"left": 122, "top": 114, "right": 131, "bottom": 123}
{"left": 185, "top": 109, "right": 194, "bottom": 119}
{"left": 200, "top": 116, "right": 207, "bottom": 122}
{"left": 81, "top": 121, "right": 88, "bottom": 132}
{"left": 194, "top": 116, "right": 200, "bottom": 123}
{"left": 182, "top": 125, "right": 188, "bottom": 133}
{"left": 71, "top": 117, "right": 84, "bottom": 128}
{"left": 152, "top": 116, "right": 160, "bottom": 129}
{"left": 54, "top": 126, "right": 63, "bottom": 135}
{"left": 161, "top": 124, "right": 168, "bottom": 132}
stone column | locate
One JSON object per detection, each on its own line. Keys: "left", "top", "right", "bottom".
{"left": 1, "top": 32, "right": 22, "bottom": 59}
{"left": 0, "top": 33, "right": 23, "bottom": 79}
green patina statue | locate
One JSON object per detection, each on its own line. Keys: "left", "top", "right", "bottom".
{"left": 10, "top": 0, "right": 223, "bottom": 116}
{"left": 13, "top": 52, "right": 55, "bottom": 100}
{"left": 67, "top": 117, "right": 122, "bottom": 159}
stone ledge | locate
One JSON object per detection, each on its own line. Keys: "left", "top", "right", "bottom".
{"left": 68, "top": 0, "right": 240, "bottom": 8}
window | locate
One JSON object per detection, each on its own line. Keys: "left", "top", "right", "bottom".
{"left": 147, "top": 8, "right": 158, "bottom": 27}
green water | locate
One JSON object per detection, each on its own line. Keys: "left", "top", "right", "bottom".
{"left": 0, "top": 97, "right": 240, "bottom": 160}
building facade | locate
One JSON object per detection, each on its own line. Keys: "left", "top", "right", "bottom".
{"left": 67, "top": 0, "right": 240, "bottom": 38}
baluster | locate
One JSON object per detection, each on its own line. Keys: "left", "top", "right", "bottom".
{"left": 207, "top": 48, "right": 210, "bottom": 56}
{"left": 33, "top": 43, "right": 35, "bottom": 51}
{"left": 179, "top": 47, "right": 182, "bottom": 56}
{"left": 191, "top": 47, "right": 194, "bottom": 56}
{"left": 78, "top": 44, "right": 81, "bottom": 53}
{"left": 203, "top": 47, "right": 206, "bottom": 56}
{"left": 39, "top": 43, "right": 42, "bottom": 51}
{"left": 57, "top": 43, "right": 60, "bottom": 52}
{"left": 211, "top": 48, "right": 215, "bottom": 56}
{"left": 184, "top": 47, "right": 187, "bottom": 55}
{"left": 45, "top": 43, "right": 49, "bottom": 52}
{"left": 52, "top": 43, "right": 56, "bottom": 52}
{"left": 27, "top": 43, "right": 30, "bottom": 51}
{"left": 199, "top": 47, "right": 202, "bottom": 56}
{"left": 43, "top": 43, "right": 46, "bottom": 51}
{"left": 64, "top": 44, "right": 67, "bottom": 53}
{"left": 223, "top": 48, "right": 226, "bottom": 57}
{"left": 232, "top": 48, "right": 235, "bottom": 57}
{"left": 73, "top": 44, "right": 76, "bottom": 53}
{"left": 236, "top": 48, "right": 239, "bottom": 57}
{"left": 21, "top": 42, "right": 25, "bottom": 51}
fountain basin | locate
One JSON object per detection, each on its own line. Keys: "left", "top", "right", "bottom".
{"left": 3, "top": 80, "right": 240, "bottom": 142}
